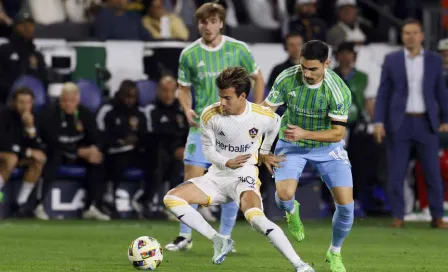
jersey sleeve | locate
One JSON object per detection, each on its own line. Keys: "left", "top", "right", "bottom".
{"left": 260, "top": 112, "right": 281, "bottom": 154}
{"left": 200, "top": 108, "right": 229, "bottom": 167}
{"left": 264, "top": 72, "right": 288, "bottom": 106}
{"left": 328, "top": 76, "right": 352, "bottom": 120}
{"left": 238, "top": 43, "right": 259, "bottom": 75}
{"left": 177, "top": 52, "right": 192, "bottom": 86}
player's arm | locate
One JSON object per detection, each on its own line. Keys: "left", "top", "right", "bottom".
{"left": 260, "top": 71, "right": 288, "bottom": 112}
{"left": 285, "top": 118, "right": 347, "bottom": 143}
{"left": 258, "top": 113, "right": 284, "bottom": 174}
{"left": 200, "top": 114, "right": 229, "bottom": 167}
{"left": 239, "top": 43, "right": 265, "bottom": 104}
{"left": 177, "top": 52, "right": 198, "bottom": 127}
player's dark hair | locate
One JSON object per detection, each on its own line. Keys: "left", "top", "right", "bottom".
{"left": 11, "top": 87, "right": 34, "bottom": 100}
{"left": 301, "top": 40, "right": 329, "bottom": 63}
{"left": 401, "top": 18, "right": 423, "bottom": 32}
{"left": 216, "top": 67, "right": 251, "bottom": 98}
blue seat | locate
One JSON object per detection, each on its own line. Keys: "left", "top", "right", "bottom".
{"left": 123, "top": 167, "right": 145, "bottom": 181}
{"left": 57, "top": 165, "right": 87, "bottom": 179}
{"left": 10, "top": 75, "right": 47, "bottom": 109}
{"left": 76, "top": 79, "right": 102, "bottom": 112}
{"left": 137, "top": 80, "right": 158, "bottom": 106}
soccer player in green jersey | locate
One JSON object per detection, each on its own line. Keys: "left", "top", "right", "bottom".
{"left": 262, "top": 40, "right": 354, "bottom": 272}
{"left": 165, "top": 2, "right": 265, "bottom": 251}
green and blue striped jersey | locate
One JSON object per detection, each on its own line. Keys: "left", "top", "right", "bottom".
{"left": 265, "top": 65, "right": 352, "bottom": 148}
{"left": 178, "top": 35, "right": 258, "bottom": 119}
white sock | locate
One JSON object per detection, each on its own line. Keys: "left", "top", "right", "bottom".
{"left": 329, "top": 245, "right": 341, "bottom": 253}
{"left": 164, "top": 195, "right": 217, "bottom": 240}
{"left": 0, "top": 174, "right": 4, "bottom": 191}
{"left": 179, "top": 233, "right": 192, "bottom": 239}
{"left": 245, "top": 208, "right": 302, "bottom": 267}
{"left": 17, "top": 181, "right": 35, "bottom": 205}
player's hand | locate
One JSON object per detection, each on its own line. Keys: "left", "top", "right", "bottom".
{"left": 259, "top": 153, "right": 285, "bottom": 175}
{"left": 174, "top": 147, "right": 184, "bottom": 161}
{"left": 439, "top": 123, "right": 448, "bottom": 133}
{"left": 22, "top": 112, "right": 34, "bottom": 128}
{"left": 374, "top": 124, "right": 386, "bottom": 144}
{"left": 87, "top": 147, "right": 103, "bottom": 164}
{"left": 284, "top": 124, "right": 307, "bottom": 142}
{"left": 225, "top": 154, "right": 252, "bottom": 169}
{"left": 185, "top": 109, "right": 199, "bottom": 128}
{"left": 30, "top": 149, "right": 46, "bottom": 163}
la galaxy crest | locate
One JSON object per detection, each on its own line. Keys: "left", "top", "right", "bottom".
{"left": 248, "top": 127, "right": 258, "bottom": 139}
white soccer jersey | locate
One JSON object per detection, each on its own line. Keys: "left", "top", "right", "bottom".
{"left": 200, "top": 101, "right": 281, "bottom": 175}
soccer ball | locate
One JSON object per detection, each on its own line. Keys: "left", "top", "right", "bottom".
{"left": 128, "top": 236, "right": 163, "bottom": 270}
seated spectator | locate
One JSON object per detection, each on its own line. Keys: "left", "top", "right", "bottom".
{"left": 142, "top": 0, "right": 189, "bottom": 41}
{"left": 139, "top": 74, "right": 188, "bottom": 217}
{"left": 0, "top": 87, "right": 46, "bottom": 215}
{"left": 0, "top": 12, "right": 48, "bottom": 104}
{"left": 267, "top": 32, "right": 303, "bottom": 89}
{"left": 327, "top": 0, "right": 368, "bottom": 48}
{"left": 36, "top": 83, "right": 109, "bottom": 221}
{"left": 96, "top": 80, "right": 147, "bottom": 217}
{"left": 64, "top": 0, "right": 102, "bottom": 23}
{"left": 286, "top": 0, "right": 327, "bottom": 42}
{"left": 94, "top": 0, "right": 152, "bottom": 41}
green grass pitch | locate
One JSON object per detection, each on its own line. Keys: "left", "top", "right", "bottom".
{"left": 0, "top": 218, "right": 446, "bottom": 271}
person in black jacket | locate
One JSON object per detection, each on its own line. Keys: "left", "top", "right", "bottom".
{"left": 96, "top": 80, "right": 147, "bottom": 217}
{"left": 0, "top": 12, "right": 48, "bottom": 104}
{"left": 35, "top": 82, "right": 109, "bottom": 220}
{"left": 0, "top": 87, "right": 46, "bottom": 213}
{"left": 139, "top": 74, "right": 188, "bottom": 216}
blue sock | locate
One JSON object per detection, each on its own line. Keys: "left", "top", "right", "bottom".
{"left": 219, "top": 201, "right": 239, "bottom": 236}
{"left": 179, "top": 204, "right": 198, "bottom": 237}
{"left": 274, "top": 192, "right": 295, "bottom": 213}
{"left": 331, "top": 202, "right": 354, "bottom": 249}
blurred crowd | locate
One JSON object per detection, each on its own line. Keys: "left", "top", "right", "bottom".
{"left": 0, "top": 0, "right": 448, "bottom": 222}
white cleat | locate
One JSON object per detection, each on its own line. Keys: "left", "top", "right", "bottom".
{"left": 295, "top": 261, "right": 315, "bottom": 272}
{"left": 82, "top": 205, "right": 111, "bottom": 221}
{"left": 165, "top": 236, "right": 193, "bottom": 251}
{"left": 34, "top": 204, "right": 49, "bottom": 220}
{"left": 212, "top": 234, "right": 234, "bottom": 264}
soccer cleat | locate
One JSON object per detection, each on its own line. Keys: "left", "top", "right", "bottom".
{"left": 286, "top": 201, "right": 305, "bottom": 242}
{"left": 34, "top": 204, "right": 49, "bottom": 220}
{"left": 82, "top": 205, "right": 111, "bottom": 221}
{"left": 295, "top": 261, "right": 316, "bottom": 272}
{"left": 212, "top": 234, "right": 234, "bottom": 264}
{"left": 325, "top": 250, "right": 346, "bottom": 272}
{"left": 165, "top": 236, "right": 193, "bottom": 251}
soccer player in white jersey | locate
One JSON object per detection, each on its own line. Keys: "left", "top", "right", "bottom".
{"left": 163, "top": 67, "right": 315, "bottom": 272}
{"left": 166, "top": 2, "right": 265, "bottom": 251}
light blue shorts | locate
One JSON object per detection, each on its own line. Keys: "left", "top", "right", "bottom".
{"left": 273, "top": 140, "right": 352, "bottom": 188}
{"left": 184, "top": 131, "right": 211, "bottom": 169}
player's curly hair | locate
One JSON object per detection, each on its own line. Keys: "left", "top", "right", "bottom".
{"left": 216, "top": 67, "right": 251, "bottom": 98}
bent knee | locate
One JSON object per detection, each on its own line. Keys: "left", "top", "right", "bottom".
{"left": 163, "top": 194, "right": 187, "bottom": 209}
{"left": 0, "top": 153, "right": 19, "bottom": 171}
{"left": 276, "top": 187, "right": 296, "bottom": 201}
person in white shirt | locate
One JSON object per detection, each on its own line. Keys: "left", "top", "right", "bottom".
{"left": 163, "top": 67, "right": 314, "bottom": 272}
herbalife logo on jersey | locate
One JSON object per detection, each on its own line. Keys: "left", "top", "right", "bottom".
{"left": 216, "top": 140, "right": 251, "bottom": 152}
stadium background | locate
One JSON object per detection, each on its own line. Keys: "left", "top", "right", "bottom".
{"left": 0, "top": 0, "right": 447, "bottom": 222}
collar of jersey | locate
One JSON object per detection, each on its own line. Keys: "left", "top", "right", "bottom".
{"left": 198, "top": 35, "right": 226, "bottom": 52}
{"left": 228, "top": 101, "right": 250, "bottom": 120}
{"left": 302, "top": 69, "right": 326, "bottom": 89}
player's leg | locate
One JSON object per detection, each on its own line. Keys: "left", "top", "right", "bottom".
{"left": 316, "top": 144, "right": 353, "bottom": 272}
{"left": 0, "top": 152, "right": 19, "bottom": 202}
{"left": 163, "top": 177, "right": 233, "bottom": 265}
{"left": 273, "top": 140, "right": 307, "bottom": 242}
{"left": 238, "top": 186, "right": 314, "bottom": 271}
{"left": 17, "top": 155, "right": 46, "bottom": 211}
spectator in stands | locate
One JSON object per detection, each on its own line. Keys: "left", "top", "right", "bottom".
{"left": 267, "top": 32, "right": 303, "bottom": 89}
{"left": 0, "top": 87, "right": 46, "bottom": 215}
{"left": 334, "top": 42, "right": 371, "bottom": 214}
{"left": 96, "top": 80, "right": 147, "bottom": 218}
{"left": 286, "top": 0, "right": 327, "bottom": 42}
{"left": 94, "top": 0, "right": 152, "bottom": 41}
{"left": 140, "top": 74, "right": 188, "bottom": 217}
{"left": 373, "top": 19, "right": 448, "bottom": 229}
{"left": 36, "top": 83, "right": 109, "bottom": 221}
{"left": 142, "top": 0, "right": 189, "bottom": 41}
{"left": 0, "top": 0, "right": 19, "bottom": 37}
{"left": 0, "top": 12, "right": 48, "bottom": 105}
{"left": 327, "top": 0, "right": 367, "bottom": 48}
{"left": 438, "top": 38, "right": 448, "bottom": 85}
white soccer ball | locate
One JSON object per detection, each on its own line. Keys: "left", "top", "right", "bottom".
{"left": 128, "top": 236, "right": 164, "bottom": 270}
